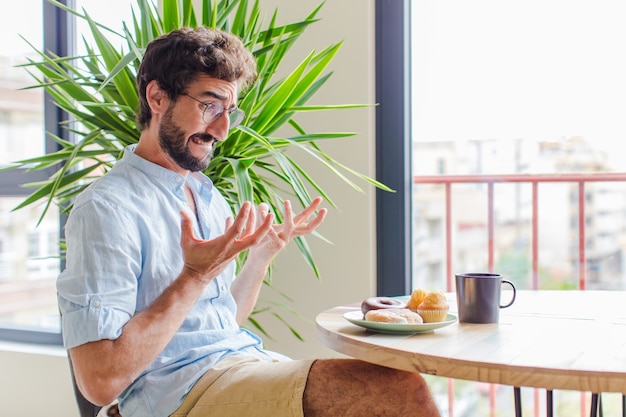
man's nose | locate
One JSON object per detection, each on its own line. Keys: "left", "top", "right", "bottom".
{"left": 205, "top": 113, "right": 229, "bottom": 140}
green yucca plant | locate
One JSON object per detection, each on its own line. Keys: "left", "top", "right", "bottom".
{"left": 7, "top": 0, "right": 389, "bottom": 339}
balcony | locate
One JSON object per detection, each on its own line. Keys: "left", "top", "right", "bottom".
{"left": 412, "top": 172, "right": 626, "bottom": 417}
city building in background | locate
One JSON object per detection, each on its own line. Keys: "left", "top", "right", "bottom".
{"left": 412, "top": 137, "right": 626, "bottom": 291}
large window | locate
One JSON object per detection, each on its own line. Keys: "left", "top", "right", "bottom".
{"left": 377, "top": 0, "right": 626, "bottom": 293}
{"left": 0, "top": 0, "right": 61, "bottom": 343}
{"left": 0, "top": 0, "right": 133, "bottom": 345}
{"left": 377, "top": 1, "right": 626, "bottom": 415}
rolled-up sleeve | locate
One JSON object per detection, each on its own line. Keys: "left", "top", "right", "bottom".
{"left": 57, "top": 199, "right": 141, "bottom": 349}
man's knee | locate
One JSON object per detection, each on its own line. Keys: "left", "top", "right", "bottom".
{"left": 303, "top": 359, "right": 441, "bottom": 417}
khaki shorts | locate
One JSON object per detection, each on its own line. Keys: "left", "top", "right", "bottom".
{"left": 170, "top": 355, "right": 315, "bottom": 417}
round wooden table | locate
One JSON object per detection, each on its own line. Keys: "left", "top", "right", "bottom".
{"left": 315, "top": 290, "right": 626, "bottom": 416}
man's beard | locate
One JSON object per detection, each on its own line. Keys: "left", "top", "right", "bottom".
{"left": 158, "top": 106, "right": 214, "bottom": 172}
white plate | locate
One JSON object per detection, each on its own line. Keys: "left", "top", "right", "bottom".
{"left": 343, "top": 310, "right": 457, "bottom": 334}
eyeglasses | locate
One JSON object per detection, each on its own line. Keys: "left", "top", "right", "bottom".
{"left": 183, "top": 94, "right": 245, "bottom": 130}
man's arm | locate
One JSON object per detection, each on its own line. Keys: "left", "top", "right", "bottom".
{"left": 69, "top": 202, "right": 272, "bottom": 406}
{"left": 69, "top": 269, "right": 206, "bottom": 405}
{"left": 231, "top": 198, "right": 327, "bottom": 324}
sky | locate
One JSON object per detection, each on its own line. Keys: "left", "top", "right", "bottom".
{"left": 411, "top": 1, "right": 626, "bottom": 170}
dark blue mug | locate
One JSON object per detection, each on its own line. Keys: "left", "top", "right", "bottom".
{"left": 455, "top": 272, "right": 516, "bottom": 323}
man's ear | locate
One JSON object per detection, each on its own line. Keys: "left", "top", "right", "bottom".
{"left": 145, "top": 80, "right": 169, "bottom": 115}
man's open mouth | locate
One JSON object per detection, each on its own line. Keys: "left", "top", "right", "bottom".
{"left": 190, "top": 134, "right": 215, "bottom": 145}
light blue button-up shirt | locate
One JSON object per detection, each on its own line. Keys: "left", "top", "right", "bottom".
{"left": 57, "top": 145, "right": 273, "bottom": 417}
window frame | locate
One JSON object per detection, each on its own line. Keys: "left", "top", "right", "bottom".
{"left": 375, "top": 0, "right": 411, "bottom": 296}
{"left": 0, "top": 0, "right": 74, "bottom": 345}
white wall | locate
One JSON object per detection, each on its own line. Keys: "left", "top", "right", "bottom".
{"left": 252, "top": 0, "right": 377, "bottom": 359}
{"left": 0, "top": 342, "right": 77, "bottom": 417}
{"left": 0, "top": 0, "right": 377, "bottom": 414}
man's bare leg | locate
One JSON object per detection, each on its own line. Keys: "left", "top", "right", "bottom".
{"left": 302, "top": 359, "right": 441, "bottom": 417}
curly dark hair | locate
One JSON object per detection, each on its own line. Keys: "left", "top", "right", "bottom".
{"left": 135, "top": 27, "right": 257, "bottom": 130}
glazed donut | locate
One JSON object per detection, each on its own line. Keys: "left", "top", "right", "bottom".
{"left": 365, "top": 308, "right": 423, "bottom": 324}
{"left": 361, "top": 296, "right": 407, "bottom": 315}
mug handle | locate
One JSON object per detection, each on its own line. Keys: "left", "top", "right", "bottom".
{"left": 500, "top": 279, "right": 516, "bottom": 308}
